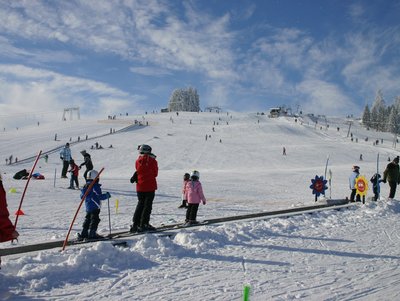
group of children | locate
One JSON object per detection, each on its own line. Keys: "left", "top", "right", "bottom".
{"left": 77, "top": 145, "right": 206, "bottom": 240}
{"left": 60, "top": 143, "right": 93, "bottom": 189}
{"left": 349, "top": 156, "right": 400, "bottom": 202}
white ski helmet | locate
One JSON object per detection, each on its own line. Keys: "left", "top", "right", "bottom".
{"left": 191, "top": 170, "right": 200, "bottom": 179}
{"left": 87, "top": 169, "right": 99, "bottom": 180}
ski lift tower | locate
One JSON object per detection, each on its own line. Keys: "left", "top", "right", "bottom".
{"left": 62, "top": 107, "right": 80, "bottom": 121}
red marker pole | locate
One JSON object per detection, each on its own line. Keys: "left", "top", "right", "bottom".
{"left": 14, "top": 150, "right": 42, "bottom": 229}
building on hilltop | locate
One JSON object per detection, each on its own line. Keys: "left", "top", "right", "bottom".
{"left": 168, "top": 87, "right": 200, "bottom": 112}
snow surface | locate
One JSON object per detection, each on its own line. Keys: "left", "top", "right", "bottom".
{"left": 1, "top": 111, "right": 400, "bottom": 300}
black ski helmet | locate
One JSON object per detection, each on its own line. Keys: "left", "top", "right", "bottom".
{"left": 138, "top": 144, "right": 152, "bottom": 154}
{"left": 190, "top": 170, "right": 200, "bottom": 179}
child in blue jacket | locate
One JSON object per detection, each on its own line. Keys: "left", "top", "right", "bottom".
{"left": 78, "top": 170, "right": 111, "bottom": 240}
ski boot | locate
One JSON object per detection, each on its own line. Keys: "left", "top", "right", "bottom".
{"left": 129, "top": 224, "right": 139, "bottom": 233}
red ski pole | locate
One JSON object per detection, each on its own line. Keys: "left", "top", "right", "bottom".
{"left": 14, "top": 150, "right": 42, "bottom": 230}
{"left": 62, "top": 167, "right": 104, "bottom": 251}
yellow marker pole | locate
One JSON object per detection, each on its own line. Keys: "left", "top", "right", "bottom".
{"left": 115, "top": 199, "right": 119, "bottom": 214}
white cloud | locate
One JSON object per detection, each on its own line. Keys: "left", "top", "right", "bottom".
{"left": 348, "top": 3, "right": 365, "bottom": 20}
{"left": 0, "top": 64, "right": 140, "bottom": 117}
{"left": 0, "top": 0, "right": 399, "bottom": 115}
{"left": 0, "top": 1, "right": 237, "bottom": 82}
{"left": 129, "top": 66, "right": 172, "bottom": 77}
{"left": 0, "top": 35, "right": 80, "bottom": 64}
{"left": 296, "top": 80, "right": 357, "bottom": 115}
{"left": 341, "top": 29, "right": 400, "bottom": 100}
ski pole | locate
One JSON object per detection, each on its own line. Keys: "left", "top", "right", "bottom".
{"left": 54, "top": 168, "right": 57, "bottom": 188}
{"left": 107, "top": 195, "right": 112, "bottom": 237}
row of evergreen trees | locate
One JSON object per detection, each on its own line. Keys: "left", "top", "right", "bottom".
{"left": 362, "top": 90, "right": 400, "bottom": 133}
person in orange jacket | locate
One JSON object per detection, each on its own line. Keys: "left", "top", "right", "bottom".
{"left": 130, "top": 144, "right": 158, "bottom": 233}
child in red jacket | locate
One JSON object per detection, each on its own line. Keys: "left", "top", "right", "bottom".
{"left": 130, "top": 144, "right": 158, "bottom": 233}
{"left": 0, "top": 172, "right": 19, "bottom": 267}
{"left": 68, "top": 159, "right": 79, "bottom": 189}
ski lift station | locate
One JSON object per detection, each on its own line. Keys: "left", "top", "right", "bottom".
{"left": 268, "top": 106, "right": 292, "bottom": 118}
{"left": 268, "top": 107, "right": 282, "bottom": 118}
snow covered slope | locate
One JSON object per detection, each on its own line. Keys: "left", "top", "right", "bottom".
{"left": 0, "top": 111, "right": 400, "bottom": 300}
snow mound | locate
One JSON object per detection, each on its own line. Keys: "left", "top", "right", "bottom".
{"left": 1, "top": 241, "right": 155, "bottom": 292}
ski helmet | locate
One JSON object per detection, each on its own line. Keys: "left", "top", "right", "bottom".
{"left": 190, "top": 170, "right": 200, "bottom": 179}
{"left": 87, "top": 169, "right": 99, "bottom": 180}
{"left": 138, "top": 144, "right": 152, "bottom": 154}
{"left": 184, "top": 173, "right": 190, "bottom": 180}
{"left": 352, "top": 165, "right": 360, "bottom": 171}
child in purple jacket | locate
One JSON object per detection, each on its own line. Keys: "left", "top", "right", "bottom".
{"left": 184, "top": 170, "right": 206, "bottom": 225}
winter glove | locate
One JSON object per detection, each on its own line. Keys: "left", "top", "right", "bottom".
{"left": 130, "top": 171, "right": 138, "bottom": 183}
{"left": 202, "top": 200, "right": 206, "bottom": 205}
{"left": 105, "top": 192, "right": 111, "bottom": 198}
{"left": 382, "top": 179, "right": 387, "bottom": 183}
{"left": 60, "top": 157, "right": 63, "bottom": 160}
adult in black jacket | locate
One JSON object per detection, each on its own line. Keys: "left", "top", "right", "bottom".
{"left": 79, "top": 150, "right": 93, "bottom": 180}
{"left": 382, "top": 156, "right": 400, "bottom": 200}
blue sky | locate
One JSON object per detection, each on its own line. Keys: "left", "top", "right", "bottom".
{"left": 0, "top": 0, "right": 399, "bottom": 122}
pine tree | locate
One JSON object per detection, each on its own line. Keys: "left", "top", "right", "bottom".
{"left": 388, "top": 106, "right": 398, "bottom": 134}
{"left": 362, "top": 104, "right": 371, "bottom": 128}
{"left": 371, "top": 90, "right": 386, "bottom": 131}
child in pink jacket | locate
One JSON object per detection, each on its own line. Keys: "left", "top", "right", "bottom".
{"left": 184, "top": 170, "right": 206, "bottom": 225}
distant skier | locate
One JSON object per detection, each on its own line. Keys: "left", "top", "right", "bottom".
{"left": 179, "top": 173, "right": 190, "bottom": 208}
{"left": 349, "top": 165, "right": 361, "bottom": 202}
{"left": 79, "top": 150, "right": 93, "bottom": 181}
{"left": 382, "top": 156, "right": 400, "bottom": 200}
{"left": 77, "top": 170, "right": 111, "bottom": 240}
{"left": 283, "top": 147, "right": 286, "bottom": 156}
{"left": 184, "top": 170, "right": 207, "bottom": 225}
{"left": 68, "top": 160, "right": 79, "bottom": 189}
{"left": 0, "top": 171, "right": 19, "bottom": 267}
{"left": 130, "top": 144, "right": 158, "bottom": 233}
{"left": 60, "top": 143, "right": 72, "bottom": 178}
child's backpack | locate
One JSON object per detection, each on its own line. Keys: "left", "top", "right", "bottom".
{"left": 370, "top": 173, "right": 381, "bottom": 186}
{"left": 13, "top": 169, "right": 29, "bottom": 180}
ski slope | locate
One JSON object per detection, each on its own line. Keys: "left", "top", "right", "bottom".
{"left": 0, "top": 111, "right": 400, "bottom": 300}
